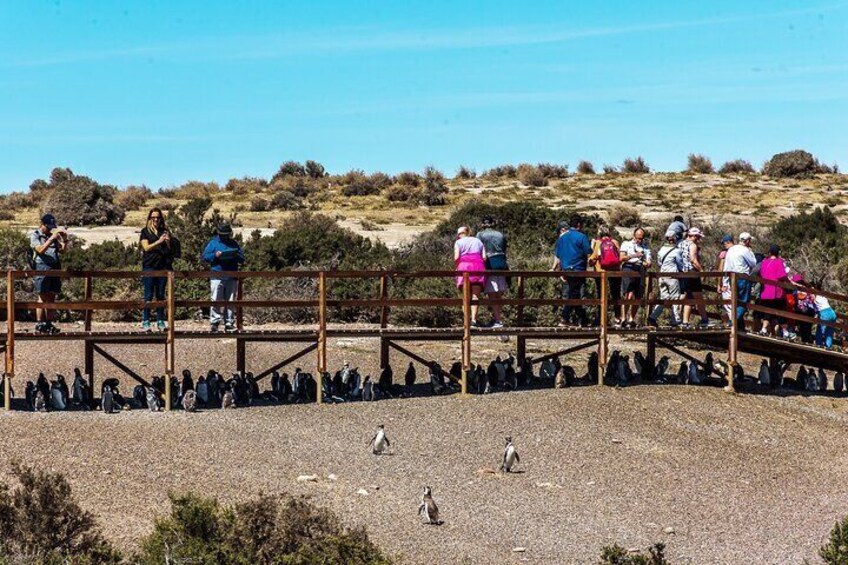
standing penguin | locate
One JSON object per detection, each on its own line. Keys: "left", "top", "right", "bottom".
{"left": 687, "top": 362, "right": 702, "bottom": 385}
{"left": 49, "top": 380, "right": 66, "bottom": 411}
{"left": 368, "top": 424, "right": 390, "bottom": 455}
{"left": 418, "top": 486, "right": 441, "bottom": 525}
{"left": 586, "top": 352, "right": 599, "bottom": 383}
{"left": 834, "top": 372, "right": 845, "bottom": 394}
{"left": 818, "top": 368, "right": 828, "bottom": 392}
{"left": 676, "top": 362, "right": 688, "bottom": 384}
{"left": 404, "top": 362, "right": 416, "bottom": 392}
{"left": 758, "top": 360, "right": 771, "bottom": 387}
{"left": 500, "top": 437, "right": 520, "bottom": 473}
{"left": 146, "top": 387, "right": 160, "bottom": 411}
{"left": 654, "top": 356, "right": 670, "bottom": 383}
{"left": 101, "top": 386, "right": 115, "bottom": 414}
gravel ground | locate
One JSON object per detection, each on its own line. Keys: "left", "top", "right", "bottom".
{"left": 1, "top": 327, "right": 847, "bottom": 564}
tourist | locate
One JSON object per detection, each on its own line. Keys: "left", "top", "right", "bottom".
{"left": 477, "top": 215, "right": 508, "bottom": 328}
{"left": 666, "top": 215, "right": 688, "bottom": 243}
{"left": 722, "top": 232, "right": 757, "bottom": 324}
{"left": 589, "top": 225, "right": 622, "bottom": 326}
{"left": 792, "top": 275, "right": 816, "bottom": 344}
{"left": 812, "top": 291, "right": 837, "bottom": 349}
{"left": 619, "top": 227, "right": 652, "bottom": 328}
{"left": 648, "top": 230, "right": 683, "bottom": 327}
{"left": 717, "top": 235, "right": 734, "bottom": 323}
{"left": 201, "top": 223, "right": 245, "bottom": 332}
{"left": 757, "top": 245, "right": 794, "bottom": 339}
{"left": 678, "top": 227, "right": 709, "bottom": 327}
{"left": 139, "top": 208, "right": 176, "bottom": 331}
{"left": 29, "top": 214, "right": 67, "bottom": 334}
{"left": 454, "top": 226, "right": 487, "bottom": 327}
{"left": 551, "top": 216, "right": 592, "bottom": 327}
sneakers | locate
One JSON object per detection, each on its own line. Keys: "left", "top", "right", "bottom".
{"left": 224, "top": 322, "right": 236, "bottom": 333}
{"left": 470, "top": 320, "right": 479, "bottom": 328}
{"left": 35, "top": 322, "right": 60, "bottom": 335}
{"left": 210, "top": 322, "right": 220, "bottom": 333}
{"left": 698, "top": 319, "right": 711, "bottom": 328}
{"left": 157, "top": 321, "right": 167, "bottom": 331}
{"left": 491, "top": 321, "right": 504, "bottom": 329}
{"left": 647, "top": 318, "right": 658, "bottom": 328}
{"left": 142, "top": 321, "right": 152, "bottom": 332}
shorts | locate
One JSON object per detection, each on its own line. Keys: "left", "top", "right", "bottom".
{"left": 33, "top": 275, "right": 61, "bottom": 294}
{"left": 680, "top": 276, "right": 703, "bottom": 297}
{"left": 621, "top": 265, "right": 644, "bottom": 298}
{"left": 485, "top": 276, "right": 507, "bottom": 294}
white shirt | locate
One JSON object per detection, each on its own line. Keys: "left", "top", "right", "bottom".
{"left": 815, "top": 295, "right": 831, "bottom": 311}
{"left": 723, "top": 244, "right": 757, "bottom": 275}
{"left": 620, "top": 239, "right": 652, "bottom": 267}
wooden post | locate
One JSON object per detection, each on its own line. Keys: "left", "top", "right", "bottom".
{"left": 83, "top": 275, "right": 92, "bottom": 332}
{"left": 316, "top": 272, "right": 327, "bottom": 405}
{"left": 598, "top": 271, "right": 608, "bottom": 386}
{"left": 84, "top": 341, "right": 94, "bottom": 386}
{"left": 727, "top": 272, "right": 738, "bottom": 392}
{"left": 236, "top": 339, "right": 246, "bottom": 375}
{"left": 236, "top": 277, "right": 244, "bottom": 332}
{"left": 461, "top": 271, "right": 471, "bottom": 395}
{"left": 379, "top": 273, "right": 389, "bottom": 328}
{"left": 164, "top": 271, "right": 175, "bottom": 411}
{"left": 516, "top": 336, "right": 526, "bottom": 369}
{"left": 5, "top": 270, "right": 14, "bottom": 411}
{"left": 646, "top": 333, "right": 656, "bottom": 382}
{"left": 642, "top": 273, "right": 653, "bottom": 327}
{"left": 516, "top": 275, "right": 525, "bottom": 327}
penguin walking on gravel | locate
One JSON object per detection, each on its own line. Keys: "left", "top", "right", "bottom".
{"left": 368, "top": 424, "right": 390, "bottom": 455}
{"left": 418, "top": 486, "right": 441, "bottom": 525}
{"left": 500, "top": 436, "right": 520, "bottom": 473}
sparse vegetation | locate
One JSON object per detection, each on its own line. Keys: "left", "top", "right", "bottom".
{"left": 602, "top": 163, "right": 618, "bottom": 174}
{"left": 607, "top": 204, "right": 643, "bottom": 227}
{"left": 577, "top": 160, "right": 596, "bottom": 174}
{"left": 718, "top": 159, "right": 756, "bottom": 174}
{"left": 41, "top": 168, "right": 126, "bottom": 226}
{"left": 114, "top": 185, "right": 153, "bottom": 211}
{"left": 455, "top": 165, "right": 476, "bottom": 180}
{"left": 819, "top": 515, "right": 848, "bottom": 564}
{"left": 762, "top": 149, "right": 825, "bottom": 178}
{"left": 622, "top": 156, "right": 650, "bottom": 174}
{"left": 599, "top": 542, "right": 670, "bottom": 564}
{"left": 686, "top": 153, "right": 714, "bottom": 174}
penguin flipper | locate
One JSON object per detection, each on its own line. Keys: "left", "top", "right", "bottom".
{"left": 514, "top": 452, "right": 520, "bottom": 464}
{"left": 384, "top": 436, "right": 390, "bottom": 447}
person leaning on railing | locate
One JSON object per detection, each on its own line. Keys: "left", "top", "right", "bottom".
{"left": 454, "top": 226, "right": 486, "bottom": 327}
{"left": 722, "top": 232, "right": 757, "bottom": 325}
{"left": 551, "top": 215, "right": 592, "bottom": 328}
{"left": 619, "top": 227, "right": 652, "bottom": 328}
{"left": 589, "top": 225, "right": 622, "bottom": 327}
{"left": 477, "top": 215, "right": 508, "bottom": 329}
{"left": 677, "top": 227, "right": 710, "bottom": 328}
{"left": 139, "top": 207, "right": 178, "bottom": 332}
{"left": 648, "top": 229, "right": 683, "bottom": 328}
{"left": 201, "top": 223, "right": 244, "bottom": 333}
{"left": 29, "top": 213, "right": 67, "bottom": 335}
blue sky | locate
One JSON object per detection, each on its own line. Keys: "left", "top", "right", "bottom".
{"left": 1, "top": 1, "right": 846, "bottom": 192}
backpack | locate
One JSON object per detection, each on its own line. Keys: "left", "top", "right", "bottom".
{"left": 598, "top": 238, "right": 620, "bottom": 269}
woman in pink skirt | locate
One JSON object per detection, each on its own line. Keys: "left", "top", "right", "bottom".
{"left": 454, "top": 226, "right": 487, "bottom": 327}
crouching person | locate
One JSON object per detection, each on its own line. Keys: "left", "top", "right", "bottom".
{"left": 201, "top": 223, "right": 244, "bottom": 333}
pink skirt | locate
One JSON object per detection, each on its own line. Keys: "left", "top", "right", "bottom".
{"left": 456, "top": 254, "right": 486, "bottom": 288}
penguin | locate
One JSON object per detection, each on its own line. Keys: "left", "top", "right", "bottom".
{"left": 101, "top": 386, "right": 115, "bottom": 414}
{"left": 676, "top": 362, "right": 688, "bottom": 384}
{"left": 616, "top": 355, "right": 629, "bottom": 387}
{"left": 606, "top": 351, "right": 621, "bottom": 384}
{"left": 196, "top": 375, "right": 209, "bottom": 406}
{"left": 703, "top": 353, "right": 714, "bottom": 380}
{"left": 449, "top": 361, "right": 463, "bottom": 383}
{"left": 834, "top": 372, "right": 845, "bottom": 394}
{"left": 517, "top": 359, "right": 532, "bottom": 387}
{"left": 586, "top": 352, "right": 599, "bottom": 383}
{"left": 146, "top": 387, "right": 161, "bottom": 411}
{"left": 653, "top": 356, "right": 670, "bottom": 383}
{"left": 687, "top": 361, "right": 702, "bottom": 385}
{"left": 36, "top": 373, "right": 50, "bottom": 402}
{"left": 500, "top": 436, "right": 520, "bottom": 473}
{"left": 633, "top": 351, "right": 645, "bottom": 379}
{"left": 758, "top": 360, "right": 771, "bottom": 387}
{"left": 182, "top": 390, "right": 197, "bottom": 412}
{"left": 554, "top": 369, "right": 565, "bottom": 389}
{"left": 473, "top": 364, "right": 486, "bottom": 395}
{"left": 221, "top": 389, "right": 236, "bottom": 409}
{"left": 733, "top": 364, "right": 746, "bottom": 383}
{"left": 418, "top": 486, "right": 441, "bottom": 525}
{"left": 404, "top": 362, "right": 416, "bottom": 390}
{"left": 49, "top": 380, "right": 66, "bottom": 411}
{"left": 340, "top": 361, "right": 352, "bottom": 386}
{"left": 806, "top": 370, "right": 820, "bottom": 392}
{"left": 332, "top": 371, "right": 343, "bottom": 398}
{"left": 795, "top": 366, "right": 809, "bottom": 391}
{"left": 486, "top": 361, "right": 498, "bottom": 393}
{"left": 540, "top": 359, "right": 556, "bottom": 380}
{"left": 494, "top": 356, "right": 506, "bottom": 385}
{"left": 368, "top": 424, "right": 390, "bottom": 455}
{"left": 56, "top": 374, "right": 70, "bottom": 403}
{"left": 504, "top": 364, "right": 518, "bottom": 391}
{"left": 818, "top": 368, "right": 828, "bottom": 392}
{"left": 34, "top": 390, "right": 47, "bottom": 413}
{"left": 362, "top": 376, "right": 374, "bottom": 401}
{"left": 24, "top": 381, "right": 36, "bottom": 411}
{"left": 180, "top": 369, "right": 194, "bottom": 395}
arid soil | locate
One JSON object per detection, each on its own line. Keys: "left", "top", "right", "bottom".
{"left": 0, "top": 329, "right": 846, "bottom": 564}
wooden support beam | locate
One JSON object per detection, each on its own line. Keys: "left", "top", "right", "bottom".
{"left": 598, "top": 272, "right": 608, "bottom": 386}
{"left": 316, "top": 272, "right": 327, "bottom": 404}
{"left": 379, "top": 274, "right": 389, "bottom": 328}
{"left": 91, "top": 344, "right": 151, "bottom": 387}
{"left": 83, "top": 275, "right": 92, "bottom": 331}
{"left": 461, "top": 271, "right": 471, "bottom": 395}
{"left": 646, "top": 334, "right": 657, "bottom": 381}
{"left": 386, "top": 340, "right": 457, "bottom": 383}
{"left": 254, "top": 342, "right": 319, "bottom": 381}
{"left": 4, "top": 270, "right": 13, "bottom": 411}
{"left": 727, "top": 272, "right": 739, "bottom": 392}
{"left": 529, "top": 339, "right": 599, "bottom": 366}
{"left": 516, "top": 276, "right": 525, "bottom": 327}
{"left": 236, "top": 278, "right": 244, "bottom": 331}
{"left": 165, "top": 272, "right": 175, "bottom": 411}
{"left": 516, "top": 336, "right": 526, "bottom": 368}
{"left": 655, "top": 338, "right": 724, "bottom": 379}
{"left": 84, "top": 341, "right": 94, "bottom": 385}
{"left": 380, "top": 337, "right": 389, "bottom": 369}
{"left": 236, "top": 339, "right": 246, "bottom": 375}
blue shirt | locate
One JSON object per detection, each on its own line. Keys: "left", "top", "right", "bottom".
{"left": 201, "top": 235, "right": 244, "bottom": 277}
{"left": 554, "top": 229, "right": 592, "bottom": 271}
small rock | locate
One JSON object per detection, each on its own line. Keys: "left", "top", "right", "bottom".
{"left": 356, "top": 488, "right": 369, "bottom": 496}
{"left": 536, "top": 482, "right": 553, "bottom": 488}
{"left": 512, "top": 547, "right": 526, "bottom": 553}
{"left": 296, "top": 474, "right": 319, "bottom": 483}
{"left": 663, "top": 527, "right": 675, "bottom": 534}
{"left": 586, "top": 481, "right": 595, "bottom": 486}
{"left": 370, "top": 485, "right": 380, "bottom": 491}
{"left": 611, "top": 439, "right": 623, "bottom": 444}
{"left": 327, "top": 474, "right": 337, "bottom": 481}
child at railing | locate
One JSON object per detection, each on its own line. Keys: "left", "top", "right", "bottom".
{"left": 812, "top": 292, "right": 837, "bottom": 349}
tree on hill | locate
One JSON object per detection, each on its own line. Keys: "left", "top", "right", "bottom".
{"left": 40, "top": 167, "right": 125, "bottom": 226}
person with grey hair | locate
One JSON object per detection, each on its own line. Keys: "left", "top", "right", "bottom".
{"left": 477, "top": 215, "right": 508, "bottom": 328}
{"left": 648, "top": 230, "right": 683, "bottom": 327}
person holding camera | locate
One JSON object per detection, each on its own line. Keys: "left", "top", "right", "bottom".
{"left": 30, "top": 214, "right": 67, "bottom": 334}
{"left": 139, "top": 207, "right": 178, "bottom": 331}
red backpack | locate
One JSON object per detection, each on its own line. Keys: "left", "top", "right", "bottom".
{"left": 598, "top": 238, "right": 620, "bottom": 269}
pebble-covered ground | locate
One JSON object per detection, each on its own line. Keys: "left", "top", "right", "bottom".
{"left": 1, "top": 327, "right": 846, "bottom": 564}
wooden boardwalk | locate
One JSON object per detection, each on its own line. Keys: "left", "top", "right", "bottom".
{"left": 4, "top": 269, "right": 847, "bottom": 409}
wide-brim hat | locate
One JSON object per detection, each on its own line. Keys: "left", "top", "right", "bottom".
{"left": 217, "top": 223, "right": 233, "bottom": 236}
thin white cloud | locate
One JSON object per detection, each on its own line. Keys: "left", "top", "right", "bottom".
{"left": 4, "top": 1, "right": 846, "bottom": 67}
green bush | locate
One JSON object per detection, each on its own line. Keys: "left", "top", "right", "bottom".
{"left": 482, "top": 164, "right": 517, "bottom": 178}
{"left": 136, "top": 492, "right": 391, "bottom": 565}
{"left": 394, "top": 171, "right": 421, "bottom": 187}
{"left": 686, "top": 154, "right": 714, "bottom": 174}
{"left": 820, "top": 515, "right": 848, "bottom": 564}
{"left": 339, "top": 170, "right": 382, "bottom": 197}
{"left": 603, "top": 164, "right": 618, "bottom": 174}
{"left": 250, "top": 197, "right": 271, "bottom": 212}
{"left": 599, "top": 542, "right": 670, "bottom": 564}
{"left": 536, "top": 162, "right": 569, "bottom": 179}
{"left": 762, "top": 149, "right": 823, "bottom": 178}
{"left": 41, "top": 169, "right": 125, "bottom": 226}
{"left": 270, "top": 190, "right": 304, "bottom": 211}
{"left": 608, "top": 204, "right": 643, "bottom": 228}
{"left": 272, "top": 160, "right": 307, "bottom": 182}
{"left": 305, "top": 160, "right": 326, "bottom": 179}
{"left": 0, "top": 461, "right": 121, "bottom": 564}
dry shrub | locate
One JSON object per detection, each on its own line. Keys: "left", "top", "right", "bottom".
{"left": 0, "top": 210, "right": 15, "bottom": 221}
{"left": 622, "top": 156, "right": 650, "bottom": 174}
{"left": 455, "top": 165, "right": 476, "bottom": 179}
{"left": 607, "top": 204, "right": 642, "bottom": 227}
{"left": 339, "top": 170, "right": 382, "bottom": 197}
{"left": 517, "top": 163, "right": 548, "bottom": 187}
{"left": 482, "top": 164, "right": 517, "bottom": 178}
{"left": 225, "top": 176, "right": 268, "bottom": 196}
{"left": 576, "top": 160, "right": 596, "bottom": 174}
{"left": 161, "top": 180, "right": 220, "bottom": 200}
{"left": 718, "top": 159, "right": 755, "bottom": 174}
{"left": 536, "top": 162, "right": 569, "bottom": 179}
{"left": 115, "top": 185, "right": 153, "bottom": 211}
{"left": 250, "top": 197, "right": 271, "bottom": 212}
{"left": 394, "top": 171, "right": 421, "bottom": 187}
{"left": 599, "top": 542, "right": 669, "bottom": 564}
{"left": 762, "top": 149, "right": 824, "bottom": 178}
{"left": 686, "top": 153, "right": 714, "bottom": 174}
{"left": 602, "top": 163, "right": 618, "bottom": 174}
{"left": 270, "top": 190, "right": 304, "bottom": 211}
{"left": 43, "top": 171, "right": 125, "bottom": 226}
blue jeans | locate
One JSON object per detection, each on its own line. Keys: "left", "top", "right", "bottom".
{"left": 735, "top": 279, "right": 752, "bottom": 322}
{"left": 816, "top": 307, "right": 836, "bottom": 349}
{"left": 142, "top": 271, "right": 167, "bottom": 323}
{"left": 561, "top": 274, "right": 588, "bottom": 326}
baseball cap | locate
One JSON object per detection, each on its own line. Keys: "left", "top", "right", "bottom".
{"left": 687, "top": 227, "right": 703, "bottom": 237}
{"left": 664, "top": 229, "right": 677, "bottom": 239}
{"left": 557, "top": 220, "right": 569, "bottom": 232}
{"left": 40, "top": 214, "right": 57, "bottom": 228}
{"left": 739, "top": 232, "right": 753, "bottom": 241}
{"left": 721, "top": 234, "right": 733, "bottom": 244}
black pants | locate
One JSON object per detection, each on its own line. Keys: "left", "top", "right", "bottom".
{"left": 561, "top": 276, "right": 588, "bottom": 326}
